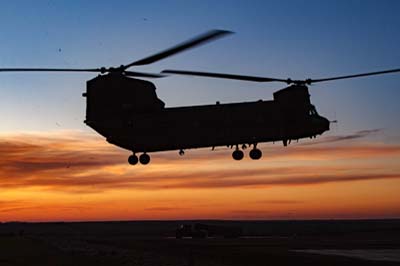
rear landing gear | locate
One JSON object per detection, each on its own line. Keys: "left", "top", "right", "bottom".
{"left": 139, "top": 153, "right": 150, "bottom": 165}
{"left": 128, "top": 153, "right": 150, "bottom": 165}
{"left": 128, "top": 154, "right": 139, "bottom": 165}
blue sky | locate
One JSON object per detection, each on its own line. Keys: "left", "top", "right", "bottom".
{"left": 1, "top": 0, "right": 400, "bottom": 140}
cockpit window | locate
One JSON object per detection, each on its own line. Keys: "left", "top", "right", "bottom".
{"left": 309, "top": 105, "right": 319, "bottom": 116}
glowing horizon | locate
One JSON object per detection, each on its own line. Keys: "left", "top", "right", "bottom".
{"left": 1, "top": 130, "right": 399, "bottom": 222}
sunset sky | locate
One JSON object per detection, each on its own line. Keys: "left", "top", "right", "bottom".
{"left": 1, "top": 0, "right": 400, "bottom": 222}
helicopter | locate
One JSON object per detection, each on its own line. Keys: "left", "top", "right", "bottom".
{"left": 1, "top": 30, "right": 399, "bottom": 165}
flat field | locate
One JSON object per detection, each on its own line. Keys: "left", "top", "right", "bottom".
{"left": 0, "top": 220, "right": 399, "bottom": 266}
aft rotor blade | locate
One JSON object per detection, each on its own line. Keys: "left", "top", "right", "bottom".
{"left": 162, "top": 70, "right": 289, "bottom": 83}
{"left": 124, "top": 71, "right": 166, "bottom": 78}
{"left": 0, "top": 68, "right": 101, "bottom": 73}
{"left": 124, "top": 29, "right": 233, "bottom": 68}
{"left": 310, "top": 68, "right": 400, "bottom": 83}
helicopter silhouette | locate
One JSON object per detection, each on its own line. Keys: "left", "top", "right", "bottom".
{"left": 1, "top": 30, "right": 399, "bottom": 165}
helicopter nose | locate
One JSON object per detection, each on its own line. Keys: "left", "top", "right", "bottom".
{"left": 320, "top": 116, "right": 330, "bottom": 132}
{"left": 312, "top": 116, "right": 330, "bottom": 134}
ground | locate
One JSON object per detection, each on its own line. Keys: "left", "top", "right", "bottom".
{"left": 0, "top": 220, "right": 399, "bottom": 266}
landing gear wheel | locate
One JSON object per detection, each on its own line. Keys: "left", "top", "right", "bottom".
{"left": 139, "top": 153, "right": 150, "bottom": 165}
{"left": 232, "top": 150, "right": 244, "bottom": 160}
{"left": 249, "top": 148, "right": 262, "bottom": 160}
{"left": 128, "top": 154, "right": 138, "bottom": 165}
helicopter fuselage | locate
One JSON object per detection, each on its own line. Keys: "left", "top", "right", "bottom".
{"left": 83, "top": 74, "right": 330, "bottom": 162}
{"left": 100, "top": 100, "right": 329, "bottom": 152}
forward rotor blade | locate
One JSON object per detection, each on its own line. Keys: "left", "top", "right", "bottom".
{"left": 0, "top": 68, "right": 101, "bottom": 72}
{"left": 124, "top": 29, "right": 233, "bottom": 68}
{"left": 310, "top": 68, "right": 400, "bottom": 83}
{"left": 124, "top": 71, "right": 166, "bottom": 78}
{"left": 162, "top": 70, "right": 289, "bottom": 83}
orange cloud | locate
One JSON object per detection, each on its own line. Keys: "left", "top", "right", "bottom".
{"left": 0, "top": 130, "right": 399, "bottom": 221}
{"left": 0, "top": 130, "right": 400, "bottom": 192}
{"left": 299, "top": 128, "right": 383, "bottom": 146}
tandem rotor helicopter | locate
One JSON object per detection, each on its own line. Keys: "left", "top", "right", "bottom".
{"left": 1, "top": 30, "right": 399, "bottom": 165}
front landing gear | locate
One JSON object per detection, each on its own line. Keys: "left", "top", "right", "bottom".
{"left": 249, "top": 148, "right": 262, "bottom": 160}
{"left": 232, "top": 148, "right": 244, "bottom": 161}
{"left": 231, "top": 144, "right": 263, "bottom": 161}
{"left": 128, "top": 153, "right": 150, "bottom": 165}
